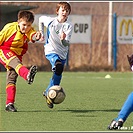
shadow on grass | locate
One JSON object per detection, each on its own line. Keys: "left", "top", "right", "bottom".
{"left": 58, "top": 109, "right": 120, "bottom": 113}
{"left": 10, "top": 108, "right": 120, "bottom": 113}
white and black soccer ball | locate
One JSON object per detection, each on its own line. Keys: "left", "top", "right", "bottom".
{"left": 47, "top": 85, "right": 66, "bottom": 104}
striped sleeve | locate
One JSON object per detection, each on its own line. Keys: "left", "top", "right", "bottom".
{"left": 26, "top": 27, "right": 36, "bottom": 42}
{"left": 0, "top": 23, "right": 11, "bottom": 45}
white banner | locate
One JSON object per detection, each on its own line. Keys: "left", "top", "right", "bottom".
{"left": 117, "top": 16, "right": 133, "bottom": 44}
{"left": 70, "top": 15, "right": 91, "bottom": 44}
{"left": 33, "top": 14, "right": 92, "bottom": 44}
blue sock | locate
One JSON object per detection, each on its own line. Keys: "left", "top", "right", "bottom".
{"left": 45, "top": 74, "right": 62, "bottom": 95}
{"left": 116, "top": 92, "right": 133, "bottom": 121}
{"left": 53, "top": 73, "right": 62, "bottom": 85}
{"left": 45, "top": 78, "right": 54, "bottom": 95}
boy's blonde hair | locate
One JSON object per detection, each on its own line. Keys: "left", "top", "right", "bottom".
{"left": 56, "top": 2, "right": 71, "bottom": 15}
{"left": 18, "top": 10, "right": 35, "bottom": 23}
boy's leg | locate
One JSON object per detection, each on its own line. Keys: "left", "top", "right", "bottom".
{"left": 0, "top": 50, "right": 37, "bottom": 84}
{"left": 45, "top": 60, "right": 63, "bottom": 95}
{"left": 5, "top": 68, "right": 18, "bottom": 112}
{"left": 43, "top": 74, "right": 62, "bottom": 109}
{"left": 6, "top": 84, "right": 16, "bottom": 104}
{"left": 43, "top": 54, "right": 65, "bottom": 108}
{"left": 8, "top": 57, "right": 37, "bottom": 84}
{"left": 44, "top": 74, "right": 62, "bottom": 95}
{"left": 108, "top": 92, "right": 133, "bottom": 130}
{"left": 117, "top": 92, "right": 133, "bottom": 121}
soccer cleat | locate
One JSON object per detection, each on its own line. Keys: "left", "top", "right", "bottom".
{"left": 127, "top": 54, "right": 133, "bottom": 67}
{"left": 27, "top": 65, "right": 37, "bottom": 84}
{"left": 5, "top": 103, "right": 17, "bottom": 112}
{"left": 43, "top": 91, "right": 54, "bottom": 109}
{"left": 107, "top": 119, "right": 124, "bottom": 130}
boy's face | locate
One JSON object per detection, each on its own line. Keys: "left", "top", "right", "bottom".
{"left": 57, "top": 6, "right": 70, "bottom": 20}
{"left": 18, "top": 18, "right": 32, "bottom": 34}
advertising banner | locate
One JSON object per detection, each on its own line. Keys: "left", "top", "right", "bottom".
{"left": 117, "top": 16, "right": 133, "bottom": 44}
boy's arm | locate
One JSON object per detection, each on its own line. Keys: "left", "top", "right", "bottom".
{"left": 39, "top": 16, "right": 46, "bottom": 41}
{"left": 61, "top": 23, "right": 73, "bottom": 47}
{"left": 61, "top": 39, "right": 70, "bottom": 46}
{"left": 31, "top": 31, "right": 42, "bottom": 42}
{"left": 27, "top": 27, "right": 41, "bottom": 43}
{"left": 38, "top": 16, "right": 54, "bottom": 41}
{"left": 60, "top": 32, "right": 70, "bottom": 46}
{"left": 0, "top": 31, "right": 5, "bottom": 45}
{"left": 0, "top": 24, "right": 9, "bottom": 45}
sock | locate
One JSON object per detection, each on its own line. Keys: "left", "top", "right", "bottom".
{"left": 17, "top": 66, "right": 29, "bottom": 80}
{"left": 45, "top": 74, "right": 62, "bottom": 95}
{"left": 6, "top": 84, "right": 16, "bottom": 105}
{"left": 53, "top": 73, "right": 62, "bottom": 85}
{"left": 45, "top": 78, "right": 54, "bottom": 95}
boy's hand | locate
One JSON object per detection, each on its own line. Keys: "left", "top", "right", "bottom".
{"left": 35, "top": 31, "right": 41, "bottom": 41}
{"left": 60, "top": 32, "right": 66, "bottom": 40}
{"left": 39, "top": 36, "right": 45, "bottom": 41}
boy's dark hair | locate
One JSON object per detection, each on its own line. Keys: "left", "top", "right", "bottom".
{"left": 56, "top": 2, "right": 71, "bottom": 15}
{"left": 18, "top": 10, "right": 34, "bottom": 23}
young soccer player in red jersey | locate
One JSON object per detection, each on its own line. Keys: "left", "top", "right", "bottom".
{"left": 0, "top": 10, "right": 41, "bottom": 112}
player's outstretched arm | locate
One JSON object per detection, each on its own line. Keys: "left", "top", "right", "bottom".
{"left": 32, "top": 31, "right": 42, "bottom": 42}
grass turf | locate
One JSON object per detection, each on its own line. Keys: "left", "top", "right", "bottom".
{"left": 0, "top": 71, "right": 133, "bottom": 131}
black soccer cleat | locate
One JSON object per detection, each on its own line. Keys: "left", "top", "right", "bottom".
{"left": 27, "top": 65, "right": 37, "bottom": 84}
{"left": 107, "top": 119, "right": 124, "bottom": 130}
{"left": 127, "top": 54, "right": 133, "bottom": 67}
{"left": 43, "top": 91, "right": 54, "bottom": 109}
{"left": 5, "top": 103, "right": 17, "bottom": 112}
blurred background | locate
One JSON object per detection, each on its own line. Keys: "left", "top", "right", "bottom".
{"left": 0, "top": 1, "right": 133, "bottom": 72}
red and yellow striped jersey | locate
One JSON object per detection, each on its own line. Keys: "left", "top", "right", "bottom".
{"left": 0, "top": 22, "right": 36, "bottom": 56}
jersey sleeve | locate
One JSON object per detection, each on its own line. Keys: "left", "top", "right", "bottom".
{"left": 0, "top": 23, "right": 11, "bottom": 45}
{"left": 39, "top": 16, "right": 54, "bottom": 37}
{"left": 26, "top": 27, "right": 36, "bottom": 42}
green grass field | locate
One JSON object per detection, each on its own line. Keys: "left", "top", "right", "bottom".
{"left": 0, "top": 71, "right": 133, "bottom": 132}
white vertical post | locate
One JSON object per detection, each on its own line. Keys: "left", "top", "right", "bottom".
{"left": 108, "top": 1, "right": 113, "bottom": 65}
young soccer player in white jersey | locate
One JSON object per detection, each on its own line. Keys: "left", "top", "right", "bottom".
{"left": 39, "top": 2, "right": 73, "bottom": 108}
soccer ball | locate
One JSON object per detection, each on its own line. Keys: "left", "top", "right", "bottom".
{"left": 47, "top": 85, "right": 66, "bottom": 104}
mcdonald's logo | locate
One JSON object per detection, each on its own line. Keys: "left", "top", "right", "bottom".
{"left": 119, "top": 19, "right": 133, "bottom": 36}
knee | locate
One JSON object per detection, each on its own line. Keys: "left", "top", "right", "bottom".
{"left": 54, "top": 60, "right": 64, "bottom": 75}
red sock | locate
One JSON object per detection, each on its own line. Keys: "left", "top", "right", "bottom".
{"left": 18, "top": 66, "right": 29, "bottom": 80}
{"left": 6, "top": 84, "right": 16, "bottom": 105}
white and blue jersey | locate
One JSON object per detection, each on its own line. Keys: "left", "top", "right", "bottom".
{"left": 39, "top": 16, "right": 73, "bottom": 60}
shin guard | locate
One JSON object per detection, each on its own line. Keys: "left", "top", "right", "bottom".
{"left": 6, "top": 84, "right": 16, "bottom": 105}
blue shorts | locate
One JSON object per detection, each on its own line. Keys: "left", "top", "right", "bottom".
{"left": 46, "top": 53, "right": 66, "bottom": 69}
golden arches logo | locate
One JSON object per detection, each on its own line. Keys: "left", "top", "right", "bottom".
{"left": 119, "top": 19, "right": 133, "bottom": 36}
